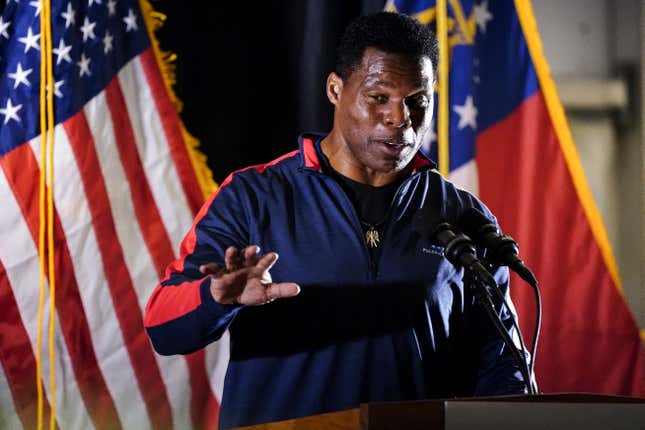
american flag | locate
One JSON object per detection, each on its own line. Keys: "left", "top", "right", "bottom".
{"left": 0, "top": 0, "right": 227, "bottom": 428}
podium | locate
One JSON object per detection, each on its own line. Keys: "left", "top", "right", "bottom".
{"left": 235, "top": 394, "right": 645, "bottom": 430}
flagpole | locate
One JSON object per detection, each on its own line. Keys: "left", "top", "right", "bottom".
{"left": 436, "top": 0, "right": 449, "bottom": 177}
{"left": 36, "top": 0, "right": 48, "bottom": 426}
{"left": 43, "top": 0, "right": 57, "bottom": 427}
{"left": 36, "top": 0, "right": 57, "bottom": 427}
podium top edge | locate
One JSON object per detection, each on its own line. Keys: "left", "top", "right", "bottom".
{"left": 360, "top": 393, "right": 645, "bottom": 408}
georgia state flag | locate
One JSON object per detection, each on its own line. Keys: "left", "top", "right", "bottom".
{"left": 388, "top": 0, "right": 644, "bottom": 396}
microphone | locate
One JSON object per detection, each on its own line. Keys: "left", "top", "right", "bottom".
{"left": 458, "top": 208, "right": 538, "bottom": 286}
{"left": 414, "top": 208, "right": 537, "bottom": 394}
{"left": 413, "top": 212, "right": 498, "bottom": 289}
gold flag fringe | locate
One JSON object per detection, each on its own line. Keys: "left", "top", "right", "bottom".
{"left": 138, "top": 0, "right": 218, "bottom": 199}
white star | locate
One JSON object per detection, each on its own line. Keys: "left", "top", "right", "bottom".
{"left": 29, "top": 0, "right": 41, "bottom": 16}
{"left": 123, "top": 9, "right": 138, "bottom": 32}
{"left": 77, "top": 53, "right": 91, "bottom": 76}
{"left": 61, "top": 3, "right": 75, "bottom": 29}
{"left": 8, "top": 62, "right": 33, "bottom": 89}
{"left": 18, "top": 27, "right": 40, "bottom": 53}
{"left": 474, "top": 1, "right": 493, "bottom": 34}
{"left": 107, "top": 0, "right": 116, "bottom": 16}
{"left": 0, "top": 16, "right": 11, "bottom": 39}
{"left": 88, "top": 0, "right": 102, "bottom": 6}
{"left": 453, "top": 95, "right": 478, "bottom": 130}
{"left": 53, "top": 37, "right": 72, "bottom": 65}
{"left": 0, "top": 98, "right": 23, "bottom": 125}
{"left": 80, "top": 16, "right": 96, "bottom": 42}
{"left": 50, "top": 80, "right": 64, "bottom": 98}
{"left": 103, "top": 31, "right": 113, "bottom": 53}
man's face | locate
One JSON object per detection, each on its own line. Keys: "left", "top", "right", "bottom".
{"left": 329, "top": 47, "right": 434, "bottom": 176}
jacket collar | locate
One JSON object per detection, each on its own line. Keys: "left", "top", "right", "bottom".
{"left": 297, "top": 132, "right": 437, "bottom": 174}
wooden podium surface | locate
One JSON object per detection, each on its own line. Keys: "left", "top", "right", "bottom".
{"left": 234, "top": 394, "right": 645, "bottom": 430}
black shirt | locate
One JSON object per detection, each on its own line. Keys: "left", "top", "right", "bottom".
{"left": 318, "top": 148, "right": 406, "bottom": 262}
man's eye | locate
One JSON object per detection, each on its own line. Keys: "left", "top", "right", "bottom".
{"left": 408, "top": 97, "right": 429, "bottom": 109}
{"left": 369, "top": 94, "right": 388, "bottom": 103}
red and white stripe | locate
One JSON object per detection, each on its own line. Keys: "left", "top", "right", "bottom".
{"left": 0, "top": 49, "right": 226, "bottom": 428}
{"left": 0, "top": 146, "right": 92, "bottom": 429}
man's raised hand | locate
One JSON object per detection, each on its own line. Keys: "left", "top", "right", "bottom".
{"left": 199, "top": 246, "right": 300, "bottom": 306}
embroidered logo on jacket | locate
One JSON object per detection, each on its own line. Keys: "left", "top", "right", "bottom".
{"left": 422, "top": 245, "right": 445, "bottom": 256}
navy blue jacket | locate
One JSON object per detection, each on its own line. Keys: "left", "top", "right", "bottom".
{"left": 144, "top": 133, "right": 529, "bottom": 429}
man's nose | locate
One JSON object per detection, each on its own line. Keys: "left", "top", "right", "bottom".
{"left": 384, "top": 102, "right": 412, "bottom": 128}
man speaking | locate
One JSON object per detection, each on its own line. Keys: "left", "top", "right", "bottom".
{"left": 144, "top": 12, "right": 530, "bottom": 429}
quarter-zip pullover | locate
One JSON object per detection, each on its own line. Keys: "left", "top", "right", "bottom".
{"left": 144, "top": 132, "right": 529, "bottom": 430}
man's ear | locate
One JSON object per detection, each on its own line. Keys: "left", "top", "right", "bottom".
{"left": 326, "top": 72, "right": 344, "bottom": 106}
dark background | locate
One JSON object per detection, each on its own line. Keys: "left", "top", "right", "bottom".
{"left": 152, "top": 0, "right": 386, "bottom": 182}
{"left": 0, "top": 0, "right": 387, "bottom": 181}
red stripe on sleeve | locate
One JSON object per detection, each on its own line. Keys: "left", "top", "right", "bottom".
{"left": 144, "top": 181, "right": 226, "bottom": 329}
{"left": 144, "top": 279, "right": 204, "bottom": 327}
{"left": 0, "top": 259, "right": 58, "bottom": 430}
{"left": 0, "top": 144, "right": 122, "bottom": 429}
{"left": 63, "top": 112, "right": 174, "bottom": 429}
{"left": 147, "top": 150, "right": 301, "bottom": 326}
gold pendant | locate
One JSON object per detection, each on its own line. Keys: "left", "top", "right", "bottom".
{"left": 365, "top": 226, "right": 380, "bottom": 248}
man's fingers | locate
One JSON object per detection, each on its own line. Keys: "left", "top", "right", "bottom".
{"left": 265, "top": 282, "right": 301, "bottom": 300}
{"left": 225, "top": 246, "right": 244, "bottom": 272}
{"left": 209, "top": 267, "right": 253, "bottom": 304}
{"left": 210, "top": 248, "right": 291, "bottom": 305}
{"left": 199, "top": 262, "right": 221, "bottom": 275}
{"left": 255, "top": 252, "right": 279, "bottom": 273}
{"left": 243, "top": 245, "right": 261, "bottom": 267}
{"left": 224, "top": 246, "right": 236, "bottom": 272}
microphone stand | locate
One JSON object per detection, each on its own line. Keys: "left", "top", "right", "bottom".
{"left": 468, "top": 275, "right": 536, "bottom": 395}
{"left": 482, "top": 257, "right": 542, "bottom": 394}
{"left": 438, "top": 227, "right": 536, "bottom": 395}
{"left": 458, "top": 208, "right": 541, "bottom": 382}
